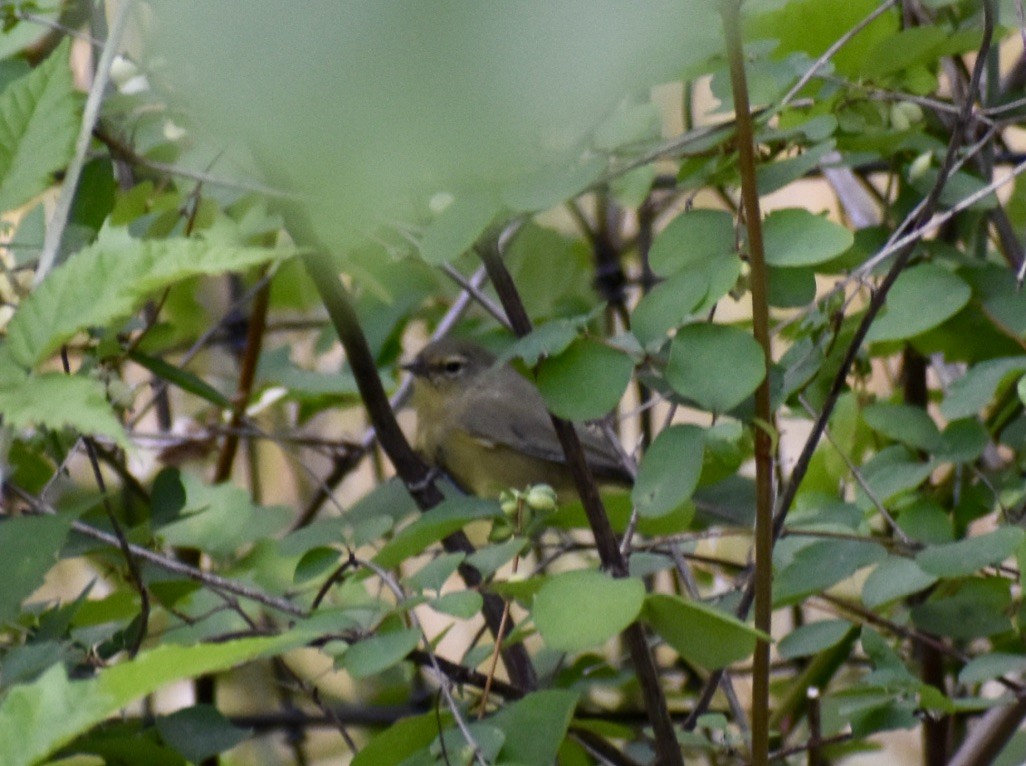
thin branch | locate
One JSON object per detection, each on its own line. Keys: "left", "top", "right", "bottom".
{"left": 777, "top": 0, "right": 899, "bottom": 110}
{"left": 9, "top": 483, "right": 307, "bottom": 617}
{"left": 36, "top": 1, "right": 131, "bottom": 284}
{"left": 796, "top": 394, "right": 910, "bottom": 543}
{"left": 474, "top": 226, "right": 684, "bottom": 766}
{"left": 720, "top": 3, "right": 775, "bottom": 762}
{"left": 358, "top": 558, "right": 488, "bottom": 766}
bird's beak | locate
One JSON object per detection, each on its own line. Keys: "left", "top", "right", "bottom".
{"left": 401, "top": 357, "right": 427, "bottom": 378}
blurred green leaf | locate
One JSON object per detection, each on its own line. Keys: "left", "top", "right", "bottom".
{"left": 862, "top": 556, "right": 937, "bottom": 608}
{"left": 862, "top": 25, "right": 947, "bottom": 78}
{"left": 404, "top": 553, "right": 466, "bottom": 593}
{"left": 0, "top": 39, "right": 79, "bottom": 214}
{"left": 775, "top": 539, "right": 886, "bottom": 605}
{"left": 911, "top": 578, "right": 1012, "bottom": 640}
{"left": 866, "top": 264, "right": 971, "bottom": 343}
{"left": 537, "top": 337, "right": 634, "bottom": 420}
{"left": 0, "top": 515, "right": 71, "bottom": 625}
{"left": 341, "top": 628, "right": 421, "bottom": 679}
{"left": 0, "top": 373, "right": 130, "bottom": 449}
{"left": 666, "top": 324, "right": 765, "bottom": 413}
{"left": 648, "top": 209, "right": 735, "bottom": 277}
{"left": 418, "top": 193, "right": 500, "bottom": 265}
{"left": 763, "top": 209, "right": 853, "bottom": 267}
{"left": 351, "top": 711, "right": 448, "bottom": 766}
{"left": 959, "top": 653, "right": 1026, "bottom": 686}
{"left": 490, "top": 690, "right": 579, "bottom": 764}
{"left": 155, "top": 705, "right": 250, "bottom": 763}
{"left": 532, "top": 570, "right": 644, "bottom": 651}
{"left": 6, "top": 233, "right": 297, "bottom": 369}
{"left": 862, "top": 402, "right": 941, "bottom": 451}
{"left": 940, "top": 357, "right": 1026, "bottom": 420}
{"left": 631, "top": 425, "right": 704, "bottom": 518}
{"left": 157, "top": 474, "right": 292, "bottom": 555}
{"left": 631, "top": 269, "right": 709, "bottom": 348}
{"left": 129, "top": 350, "right": 231, "bottom": 408}
{"left": 429, "top": 590, "right": 483, "bottom": 619}
{"left": 374, "top": 496, "right": 500, "bottom": 569}
{"left": 643, "top": 594, "right": 761, "bottom": 669}
{"left": 0, "top": 635, "right": 298, "bottom": 766}
{"left": 778, "top": 620, "right": 855, "bottom": 660}
{"left": 916, "top": 527, "right": 1025, "bottom": 579}
{"left": 756, "top": 142, "right": 836, "bottom": 195}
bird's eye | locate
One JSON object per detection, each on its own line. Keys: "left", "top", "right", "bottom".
{"left": 443, "top": 358, "right": 464, "bottom": 375}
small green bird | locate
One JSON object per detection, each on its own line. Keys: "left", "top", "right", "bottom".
{"left": 404, "top": 337, "right": 631, "bottom": 500}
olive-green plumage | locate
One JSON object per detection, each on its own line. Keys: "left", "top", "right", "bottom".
{"left": 404, "top": 338, "right": 631, "bottom": 500}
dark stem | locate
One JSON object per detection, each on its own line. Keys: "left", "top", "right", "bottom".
{"left": 719, "top": 2, "right": 776, "bottom": 762}
{"left": 475, "top": 233, "right": 683, "bottom": 766}
{"left": 302, "top": 250, "right": 537, "bottom": 691}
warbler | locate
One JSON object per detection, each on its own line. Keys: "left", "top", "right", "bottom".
{"left": 403, "top": 337, "right": 631, "bottom": 500}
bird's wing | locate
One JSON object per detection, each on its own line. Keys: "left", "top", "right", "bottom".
{"left": 456, "top": 372, "right": 632, "bottom": 485}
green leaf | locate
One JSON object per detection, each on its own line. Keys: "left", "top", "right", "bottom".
{"left": 157, "top": 474, "right": 292, "bottom": 556}
{"left": 0, "top": 515, "right": 72, "bottom": 625}
{"left": 0, "top": 373, "right": 130, "bottom": 449}
{"left": 508, "top": 319, "right": 583, "bottom": 365}
{"left": 418, "top": 193, "right": 500, "bottom": 265}
{"left": 631, "top": 425, "right": 704, "bottom": 518}
{"left": 351, "top": 712, "right": 448, "bottom": 766}
{"left": 767, "top": 266, "right": 817, "bottom": 308}
{"left": 896, "top": 500, "right": 953, "bottom": 545}
{"left": 537, "top": 338, "right": 634, "bottom": 420}
{"left": 911, "top": 578, "right": 1012, "bottom": 640}
{"left": 293, "top": 547, "right": 341, "bottom": 584}
{"left": 490, "top": 690, "right": 579, "bottom": 764}
{"left": 128, "top": 350, "right": 231, "bottom": 408}
{"left": 404, "top": 553, "right": 466, "bottom": 593}
{"left": 862, "top": 402, "right": 941, "bottom": 451}
{"left": 756, "top": 142, "right": 836, "bottom": 195}
{"left": 666, "top": 324, "right": 765, "bottom": 413}
{"left": 862, "top": 556, "right": 937, "bottom": 608}
{"left": 775, "top": 539, "right": 887, "bottom": 605}
{"left": 466, "top": 537, "right": 530, "bottom": 579}
{"left": 959, "top": 653, "right": 1026, "bottom": 686}
{"left": 0, "top": 39, "right": 79, "bottom": 213}
{"left": 862, "top": 25, "right": 947, "bottom": 78}
{"left": 643, "top": 594, "right": 761, "bottom": 669}
{"left": 6, "top": 234, "right": 296, "bottom": 369}
{"left": 341, "top": 628, "right": 421, "bottom": 679}
{"left": 429, "top": 590, "right": 482, "bottom": 619}
{"left": 857, "top": 446, "right": 934, "bottom": 506}
{"left": 532, "top": 570, "right": 644, "bottom": 652}
{"left": 940, "top": 357, "right": 1026, "bottom": 420}
{"left": 631, "top": 268, "right": 709, "bottom": 348}
{"left": 916, "top": 527, "right": 1026, "bottom": 579}
{"left": 865, "top": 264, "right": 971, "bottom": 343}
{"left": 933, "top": 419, "right": 988, "bottom": 464}
{"left": 155, "top": 705, "right": 251, "bottom": 763}
{"left": 778, "top": 620, "right": 855, "bottom": 660}
{"left": 373, "top": 496, "right": 500, "bottom": 569}
{"left": 648, "top": 208, "right": 735, "bottom": 277}
{"left": 763, "top": 209, "right": 854, "bottom": 267}
{"left": 0, "top": 635, "right": 297, "bottom": 766}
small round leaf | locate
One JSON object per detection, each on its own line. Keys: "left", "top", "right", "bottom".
{"left": 649, "top": 209, "right": 735, "bottom": 277}
{"left": 763, "top": 208, "right": 853, "bottom": 267}
{"left": 866, "top": 264, "right": 971, "bottom": 342}
{"left": 532, "top": 570, "right": 644, "bottom": 652}
{"left": 537, "top": 338, "right": 633, "bottom": 420}
{"left": 631, "top": 425, "right": 704, "bottom": 518}
{"left": 665, "top": 324, "right": 765, "bottom": 413}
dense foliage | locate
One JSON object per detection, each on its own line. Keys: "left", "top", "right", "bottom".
{"left": 2, "top": 2, "right": 1026, "bottom": 765}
